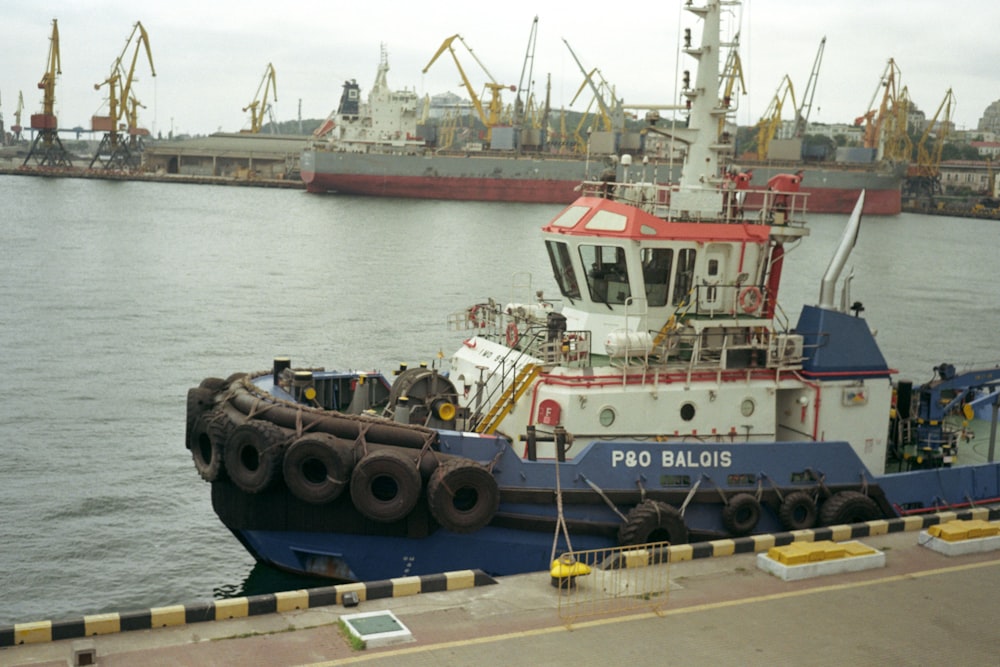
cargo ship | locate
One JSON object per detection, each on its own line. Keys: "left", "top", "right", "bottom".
{"left": 301, "top": 40, "right": 903, "bottom": 214}
{"left": 188, "top": 1, "right": 997, "bottom": 583}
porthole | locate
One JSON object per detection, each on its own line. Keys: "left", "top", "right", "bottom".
{"left": 680, "top": 402, "right": 696, "bottom": 421}
{"left": 741, "top": 398, "right": 756, "bottom": 417}
{"left": 599, "top": 407, "right": 616, "bottom": 427}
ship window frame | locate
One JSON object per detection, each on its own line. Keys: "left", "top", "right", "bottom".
{"left": 672, "top": 248, "right": 697, "bottom": 307}
{"left": 546, "top": 240, "right": 582, "bottom": 300}
{"left": 583, "top": 209, "right": 628, "bottom": 232}
{"left": 579, "top": 244, "right": 632, "bottom": 305}
{"left": 550, "top": 205, "right": 590, "bottom": 229}
{"left": 641, "top": 247, "right": 673, "bottom": 308}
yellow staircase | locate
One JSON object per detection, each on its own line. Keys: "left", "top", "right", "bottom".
{"left": 475, "top": 364, "right": 540, "bottom": 434}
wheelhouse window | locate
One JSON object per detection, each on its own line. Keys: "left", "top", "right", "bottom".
{"left": 546, "top": 240, "right": 581, "bottom": 300}
{"left": 580, "top": 244, "right": 631, "bottom": 305}
{"left": 641, "top": 248, "right": 673, "bottom": 307}
{"left": 672, "top": 248, "right": 697, "bottom": 306}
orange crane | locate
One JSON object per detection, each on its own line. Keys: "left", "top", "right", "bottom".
{"left": 91, "top": 21, "right": 156, "bottom": 170}
{"left": 23, "top": 19, "right": 73, "bottom": 167}
{"left": 242, "top": 63, "right": 278, "bottom": 133}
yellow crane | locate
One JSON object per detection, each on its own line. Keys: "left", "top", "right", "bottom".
{"left": 423, "top": 34, "right": 513, "bottom": 142}
{"left": 905, "top": 88, "right": 956, "bottom": 200}
{"left": 755, "top": 75, "right": 797, "bottom": 160}
{"left": 242, "top": 63, "right": 278, "bottom": 133}
{"left": 91, "top": 21, "right": 156, "bottom": 170}
{"left": 23, "top": 19, "right": 73, "bottom": 167}
{"left": 854, "top": 58, "right": 904, "bottom": 161}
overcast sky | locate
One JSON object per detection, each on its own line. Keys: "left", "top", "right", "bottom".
{"left": 4, "top": 1, "right": 997, "bottom": 137}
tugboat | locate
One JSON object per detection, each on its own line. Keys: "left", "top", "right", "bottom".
{"left": 187, "top": 0, "right": 1000, "bottom": 582}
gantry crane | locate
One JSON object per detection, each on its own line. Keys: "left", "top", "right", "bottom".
{"left": 423, "top": 34, "right": 514, "bottom": 141}
{"left": 242, "top": 63, "right": 278, "bottom": 133}
{"left": 23, "top": 19, "right": 73, "bottom": 167}
{"left": 905, "top": 88, "right": 956, "bottom": 201}
{"left": 91, "top": 21, "right": 156, "bottom": 170}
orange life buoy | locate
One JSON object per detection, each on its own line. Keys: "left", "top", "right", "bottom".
{"left": 506, "top": 322, "right": 520, "bottom": 347}
{"left": 738, "top": 286, "right": 763, "bottom": 314}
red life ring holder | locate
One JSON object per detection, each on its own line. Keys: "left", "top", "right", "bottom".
{"left": 468, "top": 305, "right": 486, "bottom": 328}
{"left": 738, "top": 286, "right": 763, "bottom": 314}
{"left": 505, "top": 322, "right": 520, "bottom": 347}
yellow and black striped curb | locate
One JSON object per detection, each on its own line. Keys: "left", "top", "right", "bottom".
{"left": 664, "top": 505, "right": 1000, "bottom": 562}
{"left": 0, "top": 569, "right": 495, "bottom": 647}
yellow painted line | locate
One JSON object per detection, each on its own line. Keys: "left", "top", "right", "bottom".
{"left": 297, "top": 559, "right": 1000, "bottom": 666}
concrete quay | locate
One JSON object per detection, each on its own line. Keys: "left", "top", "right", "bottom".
{"left": 4, "top": 518, "right": 1000, "bottom": 666}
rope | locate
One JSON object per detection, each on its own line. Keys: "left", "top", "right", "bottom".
{"left": 580, "top": 474, "right": 628, "bottom": 522}
{"left": 550, "top": 456, "right": 574, "bottom": 562}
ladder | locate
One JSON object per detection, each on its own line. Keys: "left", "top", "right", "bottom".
{"left": 475, "top": 364, "right": 540, "bottom": 434}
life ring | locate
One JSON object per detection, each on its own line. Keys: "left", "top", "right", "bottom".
{"left": 505, "top": 322, "right": 520, "bottom": 347}
{"left": 617, "top": 500, "right": 689, "bottom": 546}
{"left": 818, "top": 490, "right": 882, "bottom": 526}
{"left": 224, "top": 420, "right": 288, "bottom": 493}
{"left": 427, "top": 459, "right": 500, "bottom": 533}
{"left": 721, "top": 493, "right": 761, "bottom": 536}
{"left": 189, "top": 411, "right": 224, "bottom": 482}
{"left": 350, "top": 449, "right": 422, "bottom": 523}
{"left": 778, "top": 491, "right": 818, "bottom": 530}
{"left": 283, "top": 433, "right": 354, "bottom": 504}
{"left": 738, "top": 286, "right": 763, "bottom": 314}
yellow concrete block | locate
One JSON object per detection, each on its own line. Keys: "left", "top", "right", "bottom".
{"left": 274, "top": 590, "right": 308, "bottom": 612}
{"left": 768, "top": 544, "right": 810, "bottom": 565}
{"left": 710, "top": 539, "right": 736, "bottom": 557}
{"left": 444, "top": 570, "right": 476, "bottom": 590}
{"left": 751, "top": 534, "right": 776, "bottom": 553}
{"left": 84, "top": 612, "right": 121, "bottom": 635}
{"left": 214, "top": 597, "right": 248, "bottom": 620}
{"left": 337, "top": 582, "right": 367, "bottom": 603}
{"left": 966, "top": 520, "right": 1000, "bottom": 538}
{"left": 14, "top": 621, "right": 52, "bottom": 644}
{"left": 150, "top": 605, "right": 186, "bottom": 628}
{"left": 668, "top": 544, "right": 694, "bottom": 562}
{"left": 828, "top": 525, "right": 852, "bottom": 542}
{"left": 622, "top": 549, "right": 650, "bottom": 569}
{"left": 841, "top": 541, "right": 877, "bottom": 557}
{"left": 391, "top": 576, "right": 422, "bottom": 598}
{"left": 867, "top": 520, "right": 890, "bottom": 536}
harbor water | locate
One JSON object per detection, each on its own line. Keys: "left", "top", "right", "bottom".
{"left": 1, "top": 174, "right": 999, "bottom": 626}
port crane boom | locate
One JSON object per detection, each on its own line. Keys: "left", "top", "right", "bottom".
{"left": 90, "top": 21, "right": 156, "bottom": 170}
{"left": 23, "top": 19, "right": 73, "bottom": 167}
{"left": 243, "top": 63, "right": 278, "bottom": 133}
{"left": 424, "top": 34, "right": 513, "bottom": 140}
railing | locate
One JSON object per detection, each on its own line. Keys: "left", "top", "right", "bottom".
{"left": 552, "top": 541, "right": 671, "bottom": 626}
{"left": 577, "top": 179, "right": 810, "bottom": 228}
